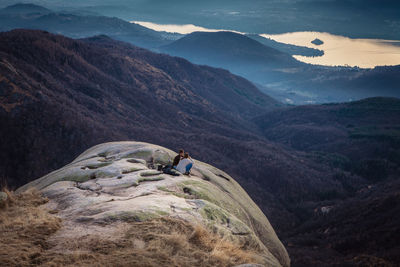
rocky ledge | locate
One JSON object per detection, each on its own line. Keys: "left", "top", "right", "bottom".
{"left": 18, "top": 141, "right": 290, "bottom": 267}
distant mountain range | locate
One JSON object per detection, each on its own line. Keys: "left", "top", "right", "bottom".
{"left": 0, "top": 3, "right": 51, "bottom": 14}
{"left": 0, "top": 3, "right": 181, "bottom": 48}
{"left": 13, "top": 0, "right": 397, "bottom": 40}
{"left": 160, "top": 31, "right": 400, "bottom": 104}
{"left": 0, "top": 29, "right": 399, "bottom": 266}
{"left": 2, "top": 3, "right": 399, "bottom": 105}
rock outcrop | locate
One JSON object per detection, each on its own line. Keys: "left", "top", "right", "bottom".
{"left": 18, "top": 141, "right": 290, "bottom": 267}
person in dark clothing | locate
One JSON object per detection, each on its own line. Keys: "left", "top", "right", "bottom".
{"left": 172, "top": 149, "right": 184, "bottom": 169}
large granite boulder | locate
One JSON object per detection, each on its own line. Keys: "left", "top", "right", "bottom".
{"left": 19, "top": 141, "right": 290, "bottom": 266}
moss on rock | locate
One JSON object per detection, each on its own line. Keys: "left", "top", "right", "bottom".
{"left": 153, "top": 149, "right": 172, "bottom": 165}
{"left": 200, "top": 203, "right": 230, "bottom": 224}
{"left": 139, "top": 170, "right": 162, "bottom": 177}
{"left": 122, "top": 150, "right": 153, "bottom": 160}
{"left": 104, "top": 210, "right": 162, "bottom": 223}
{"left": 137, "top": 176, "right": 164, "bottom": 184}
{"left": 121, "top": 166, "right": 146, "bottom": 174}
{"left": 83, "top": 162, "right": 112, "bottom": 169}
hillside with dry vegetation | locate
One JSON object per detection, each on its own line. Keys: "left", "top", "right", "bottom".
{"left": 0, "top": 188, "right": 274, "bottom": 266}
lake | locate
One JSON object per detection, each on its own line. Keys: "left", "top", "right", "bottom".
{"left": 132, "top": 21, "right": 243, "bottom": 35}
{"left": 132, "top": 21, "right": 400, "bottom": 68}
{"left": 261, "top": 32, "right": 400, "bottom": 68}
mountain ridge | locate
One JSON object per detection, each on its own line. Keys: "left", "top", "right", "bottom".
{"left": 0, "top": 3, "right": 51, "bottom": 14}
{"left": 0, "top": 4, "right": 178, "bottom": 48}
{"left": 160, "top": 31, "right": 299, "bottom": 68}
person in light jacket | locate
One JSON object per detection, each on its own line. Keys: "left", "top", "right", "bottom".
{"left": 176, "top": 152, "right": 194, "bottom": 175}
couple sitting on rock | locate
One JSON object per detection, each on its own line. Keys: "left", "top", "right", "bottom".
{"left": 172, "top": 149, "right": 194, "bottom": 175}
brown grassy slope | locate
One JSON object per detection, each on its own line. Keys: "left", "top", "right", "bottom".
{"left": 0, "top": 189, "right": 264, "bottom": 267}
{"left": 41, "top": 218, "right": 264, "bottom": 267}
{"left": 0, "top": 189, "right": 61, "bottom": 266}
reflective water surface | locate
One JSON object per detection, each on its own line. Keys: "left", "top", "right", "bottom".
{"left": 131, "top": 21, "right": 400, "bottom": 68}
{"left": 260, "top": 32, "right": 400, "bottom": 68}
{"left": 132, "top": 21, "right": 243, "bottom": 35}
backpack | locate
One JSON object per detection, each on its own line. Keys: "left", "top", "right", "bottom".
{"left": 161, "top": 164, "right": 180, "bottom": 176}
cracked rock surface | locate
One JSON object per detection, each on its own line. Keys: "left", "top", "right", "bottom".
{"left": 18, "top": 141, "right": 290, "bottom": 267}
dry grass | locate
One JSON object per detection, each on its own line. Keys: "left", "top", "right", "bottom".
{"left": 0, "top": 188, "right": 61, "bottom": 266}
{"left": 41, "top": 217, "right": 263, "bottom": 267}
{"left": 0, "top": 188, "right": 263, "bottom": 267}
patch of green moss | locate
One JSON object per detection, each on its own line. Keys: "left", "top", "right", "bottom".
{"left": 122, "top": 150, "right": 152, "bottom": 159}
{"left": 200, "top": 204, "right": 230, "bottom": 225}
{"left": 62, "top": 173, "right": 92, "bottom": 183}
{"left": 173, "top": 192, "right": 188, "bottom": 199}
{"left": 105, "top": 210, "right": 161, "bottom": 223}
{"left": 198, "top": 203, "right": 252, "bottom": 243}
{"left": 228, "top": 217, "right": 252, "bottom": 235}
{"left": 180, "top": 180, "right": 207, "bottom": 187}
{"left": 122, "top": 167, "right": 146, "bottom": 174}
{"left": 97, "top": 152, "right": 108, "bottom": 157}
{"left": 195, "top": 168, "right": 213, "bottom": 181}
{"left": 154, "top": 210, "right": 169, "bottom": 216}
{"left": 157, "top": 186, "right": 169, "bottom": 192}
{"left": 158, "top": 186, "right": 171, "bottom": 193}
{"left": 178, "top": 179, "right": 249, "bottom": 225}
{"left": 180, "top": 207, "right": 194, "bottom": 212}
{"left": 153, "top": 150, "right": 171, "bottom": 165}
{"left": 73, "top": 155, "right": 99, "bottom": 164}
{"left": 94, "top": 170, "right": 120, "bottom": 179}
{"left": 83, "top": 162, "right": 112, "bottom": 169}
{"left": 137, "top": 176, "right": 164, "bottom": 184}
{"left": 140, "top": 170, "right": 162, "bottom": 177}
{"left": 182, "top": 186, "right": 212, "bottom": 202}
{"left": 157, "top": 186, "right": 188, "bottom": 199}
{"left": 127, "top": 158, "right": 147, "bottom": 164}
{"left": 179, "top": 180, "right": 214, "bottom": 203}
{"left": 98, "top": 157, "right": 116, "bottom": 163}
